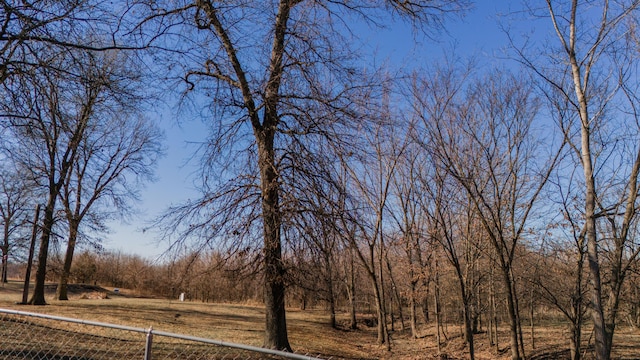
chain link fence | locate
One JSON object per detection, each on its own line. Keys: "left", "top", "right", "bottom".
{"left": 0, "top": 308, "right": 330, "bottom": 360}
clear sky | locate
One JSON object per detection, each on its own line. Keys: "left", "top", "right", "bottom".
{"left": 103, "top": 1, "right": 520, "bottom": 259}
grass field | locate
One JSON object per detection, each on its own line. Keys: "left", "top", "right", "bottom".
{"left": 1, "top": 280, "right": 639, "bottom": 359}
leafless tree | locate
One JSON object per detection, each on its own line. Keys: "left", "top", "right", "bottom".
{"left": 0, "top": 165, "right": 32, "bottom": 282}
{"left": 511, "top": 2, "right": 640, "bottom": 358}
{"left": 388, "top": 138, "right": 433, "bottom": 339}
{"left": 0, "top": 0, "right": 145, "bottom": 85}
{"left": 286, "top": 156, "right": 344, "bottom": 328}
{"left": 336, "top": 122, "right": 411, "bottom": 348}
{"left": 412, "top": 64, "right": 563, "bottom": 360}
{"left": 55, "top": 52, "right": 163, "bottom": 300}
{"left": 1, "top": 48, "right": 144, "bottom": 305}
{"left": 144, "top": 0, "right": 468, "bottom": 350}
{"left": 423, "top": 163, "right": 485, "bottom": 360}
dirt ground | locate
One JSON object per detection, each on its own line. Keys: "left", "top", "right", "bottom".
{"left": 1, "top": 280, "right": 639, "bottom": 359}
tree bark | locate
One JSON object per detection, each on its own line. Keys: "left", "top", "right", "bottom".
{"left": 457, "top": 273, "right": 475, "bottom": 360}
{"left": 501, "top": 264, "right": 521, "bottom": 360}
{"left": 1, "top": 245, "right": 7, "bottom": 283}
{"left": 490, "top": 270, "right": 498, "bottom": 352}
{"left": 57, "top": 219, "right": 79, "bottom": 300}
{"left": 369, "top": 269, "right": 387, "bottom": 345}
{"left": 563, "top": 1, "right": 608, "bottom": 356}
{"left": 21, "top": 204, "right": 40, "bottom": 305}
{"left": 258, "top": 130, "right": 291, "bottom": 351}
{"left": 325, "top": 252, "right": 336, "bottom": 329}
{"left": 347, "top": 246, "right": 358, "bottom": 329}
{"left": 410, "top": 278, "right": 418, "bottom": 338}
{"left": 30, "top": 194, "right": 56, "bottom": 305}
{"left": 569, "top": 321, "right": 581, "bottom": 360}
{"left": 529, "top": 289, "right": 535, "bottom": 350}
{"left": 434, "top": 258, "right": 442, "bottom": 355}
{"left": 2, "top": 217, "right": 9, "bottom": 283}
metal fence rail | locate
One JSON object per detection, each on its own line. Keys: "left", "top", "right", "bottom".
{"left": 0, "top": 308, "right": 328, "bottom": 360}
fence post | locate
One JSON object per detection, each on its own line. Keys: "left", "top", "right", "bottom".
{"left": 144, "top": 326, "right": 153, "bottom": 360}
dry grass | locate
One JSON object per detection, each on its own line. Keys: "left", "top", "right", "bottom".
{"left": 1, "top": 280, "right": 639, "bottom": 359}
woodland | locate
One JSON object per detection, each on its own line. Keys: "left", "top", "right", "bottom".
{"left": 2, "top": 1, "right": 640, "bottom": 360}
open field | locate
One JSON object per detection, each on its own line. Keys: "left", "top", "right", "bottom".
{"left": 1, "top": 280, "right": 639, "bottom": 359}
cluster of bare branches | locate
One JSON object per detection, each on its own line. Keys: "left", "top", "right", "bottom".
{"left": 4, "top": 2, "right": 640, "bottom": 360}
{"left": 0, "top": 0, "right": 162, "bottom": 306}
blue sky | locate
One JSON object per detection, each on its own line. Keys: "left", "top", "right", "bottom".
{"left": 104, "top": 1, "right": 519, "bottom": 259}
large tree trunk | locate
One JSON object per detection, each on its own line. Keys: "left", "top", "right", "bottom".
{"left": 30, "top": 194, "right": 56, "bottom": 305}
{"left": 369, "top": 270, "right": 387, "bottom": 345}
{"left": 490, "top": 271, "right": 498, "bottom": 352}
{"left": 57, "top": 219, "right": 79, "bottom": 300}
{"left": 258, "top": 131, "right": 291, "bottom": 351}
{"left": 2, "top": 220, "right": 9, "bottom": 283}
{"left": 377, "top": 240, "right": 390, "bottom": 349}
{"left": 569, "top": 255, "right": 585, "bottom": 360}
{"left": 564, "top": 7, "right": 608, "bottom": 354}
{"left": 21, "top": 205, "right": 40, "bottom": 304}
{"left": 328, "top": 285, "right": 336, "bottom": 329}
{"left": 500, "top": 264, "right": 521, "bottom": 360}
{"left": 604, "top": 277, "right": 624, "bottom": 359}
{"left": 580, "top": 89, "right": 608, "bottom": 360}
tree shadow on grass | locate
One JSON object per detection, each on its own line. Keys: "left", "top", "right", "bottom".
{"left": 528, "top": 344, "right": 594, "bottom": 360}
{"left": 528, "top": 348, "right": 571, "bottom": 360}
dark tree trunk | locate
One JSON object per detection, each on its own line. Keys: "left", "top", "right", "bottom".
{"left": 454, "top": 262, "right": 475, "bottom": 360}
{"left": 57, "top": 220, "right": 79, "bottom": 300}
{"left": 501, "top": 265, "right": 521, "bottom": 360}
{"left": 30, "top": 195, "right": 56, "bottom": 305}
{"left": 1, "top": 246, "right": 7, "bottom": 283}
{"left": 422, "top": 290, "right": 430, "bottom": 323}
{"left": 325, "top": 253, "right": 336, "bottom": 329}
{"left": 370, "top": 271, "right": 387, "bottom": 345}
{"left": 604, "top": 278, "right": 624, "bottom": 360}
{"left": 21, "top": 204, "right": 40, "bottom": 304}
{"left": 489, "top": 269, "right": 498, "bottom": 352}
{"left": 347, "top": 246, "right": 358, "bottom": 330}
{"left": 409, "top": 278, "right": 418, "bottom": 338}
{"left": 258, "top": 130, "right": 291, "bottom": 351}
{"left": 2, "top": 220, "right": 9, "bottom": 283}
{"left": 434, "top": 258, "right": 442, "bottom": 355}
{"left": 569, "top": 321, "right": 581, "bottom": 360}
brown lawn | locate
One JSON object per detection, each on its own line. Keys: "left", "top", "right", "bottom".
{"left": 0, "top": 280, "right": 638, "bottom": 359}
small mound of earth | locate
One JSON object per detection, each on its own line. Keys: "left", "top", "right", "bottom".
{"left": 44, "top": 283, "right": 112, "bottom": 299}
{"left": 79, "top": 291, "right": 108, "bottom": 299}
{"left": 66, "top": 284, "right": 109, "bottom": 294}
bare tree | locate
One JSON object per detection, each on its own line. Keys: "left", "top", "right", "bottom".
{"left": 287, "top": 160, "right": 343, "bottom": 328}
{"left": 424, "top": 164, "right": 484, "bottom": 360}
{"left": 337, "top": 123, "right": 411, "bottom": 348}
{"left": 55, "top": 53, "right": 163, "bottom": 300}
{"left": 388, "top": 139, "right": 433, "bottom": 339}
{"left": 0, "top": 0, "right": 145, "bottom": 86}
{"left": 0, "top": 165, "right": 32, "bottom": 282}
{"left": 511, "top": 2, "right": 640, "bottom": 358}
{"left": 1, "top": 48, "right": 138, "bottom": 305}
{"left": 413, "top": 65, "right": 563, "bottom": 360}
{"left": 144, "top": 0, "right": 468, "bottom": 350}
